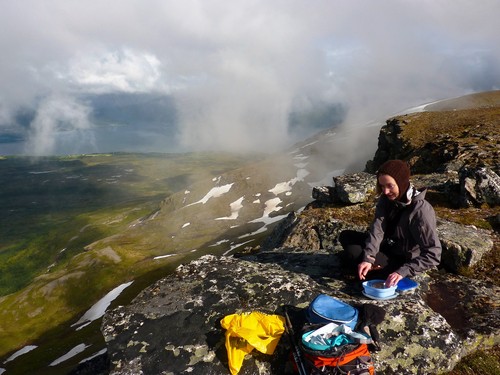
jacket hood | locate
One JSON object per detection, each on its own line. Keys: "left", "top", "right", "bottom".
{"left": 394, "top": 185, "right": 426, "bottom": 208}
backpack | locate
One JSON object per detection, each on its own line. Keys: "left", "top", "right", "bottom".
{"left": 286, "top": 297, "right": 376, "bottom": 375}
{"left": 299, "top": 342, "right": 375, "bottom": 375}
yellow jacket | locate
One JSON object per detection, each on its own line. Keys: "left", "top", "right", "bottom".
{"left": 220, "top": 311, "right": 285, "bottom": 375}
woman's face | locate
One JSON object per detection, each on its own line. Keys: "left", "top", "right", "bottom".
{"left": 378, "top": 174, "right": 399, "bottom": 200}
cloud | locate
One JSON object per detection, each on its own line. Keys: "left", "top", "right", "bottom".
{"left": 25, "top": 95, "right": 94, "bottom": 156}
{"left": 0, "top": 0, "right": 499, "bottom": 155}
{"left": 63, "top": 49, "right": 164, "bottom": 94}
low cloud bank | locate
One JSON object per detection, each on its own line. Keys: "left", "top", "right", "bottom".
{"left": 0, "top": 1, "right": 499, "bottom": 155}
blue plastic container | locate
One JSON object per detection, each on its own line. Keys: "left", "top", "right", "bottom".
{"left": 362, "top": 280, "right": 397, "bottom": 299}
{"left": 396, "top": 278, "right": 419, "bottom": 294}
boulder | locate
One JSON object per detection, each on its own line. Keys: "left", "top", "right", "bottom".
{"left": 459, "top": 166, "right": 500, "bottom": 207}
{"left": 333, "top": 172, "right": 376, "bottom": 204}
{"left": 102, "top": 253, "right": 323, "bottom": 375}
{"left": 102, "top": 250, "right": 500, "bottom": 375}
{"left": 312, "top": 173, "right": 376, "bottom": 205}
{"left": 312, "top": 185, "right": 336, "bottom": 203}
{"left": 437, "top": 219, "right": 494, "bottom": 273}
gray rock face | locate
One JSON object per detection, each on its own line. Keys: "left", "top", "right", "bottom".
{"left": 459, "top": 166, "right": 500, "bottom": 207}
{"left": 102, "top": 250, "right": 500, "bottom": 375}
{"left": 102, "top": 253, "right": 323, "bottom": 375}
{"left": 312, "top": 185, "right": 336, "bottom": 203}
{"left": 312, "top": 173, "right": 376, "bottom": 205}
{"left": 437, "top": 219, "right": 494, "bottom": 272}
{"left": 333, "top": 172, "right": 377, "bottom": 204}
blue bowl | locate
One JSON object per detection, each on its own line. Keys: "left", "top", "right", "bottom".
{"left": 362, "top": 279, "right": 397, "bottom": 298}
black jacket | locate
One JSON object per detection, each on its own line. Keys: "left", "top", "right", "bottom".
{"left": 363, "top": 188, "right": 442, "bottom": 277}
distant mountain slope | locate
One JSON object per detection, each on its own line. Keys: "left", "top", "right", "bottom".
{"left": 424, "top": 89, "right": 500, "bottom": 111}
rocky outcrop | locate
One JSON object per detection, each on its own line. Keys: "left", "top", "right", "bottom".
{"left": 366, "top": 107, "right": 500, "bottom": 176}
{"left": 459, "top": 166, "right": 500, "bottom": 207}
{"left": 437, "top": 219, "right": 494, "bottom": 272}
{"left": 312, "top": 172, "right": 376, "bottom": 205}
{"left": 102, "top": 106, "right": 500, "bottom": 374}
{"left": 308, "top": 172, "right": 496, "bottom": 273}
{"left": 101, "top": 249, "right": 500, "bottom": 375}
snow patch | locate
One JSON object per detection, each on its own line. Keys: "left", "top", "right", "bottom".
{"left": 71, "top": 281, "right": 133, "bottom": 330}
{"left": 240, "top": 213, "right": 289, "bottom": 239}
{"left": 79, "top": 348, "right": 107, "bottom": 364}
{"left": 154, "top": 254, "right": 176, "bottom": 260}
{"left": 28, "top": 170, "right": 57, "bottom": 174}
{"left": 300, "top": 140, "right": 319, "bottom": 149}
{"left": 292, "top": 154, "right": 308, "bottom": 161}
{"left": 250, "top": 197, "right": 282, "bottom": 224}
{"left": 269, "top": 181, "right": 294, "bottom": 195}
{"left": 186, "top": 183, "right": 234, "bottom": 206}
{"left": 269, "top": 168, "right": 309, "bottom": 195}
{"left": 182, "top": 222, "right": 191, "bottom": 228}
{"left": 209, "top": 239, "right": 230, "bottom": 247}
{"left": 3, "top": 345, "right": 37, "bottom": 363}
{"left": 222, "top": 239, "right": 255, "bottom": 256}
{"left": 49, "top": 343, "right": 90, "bottom": 366}
{"left": 294, "top": 162, "right": 308, "bottom": 168}
{"left": 215, "top": 196, "right": 244, "bottom": 220}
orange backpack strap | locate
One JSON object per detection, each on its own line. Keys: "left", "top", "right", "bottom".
{"left": 303, "top": 344, "right": 375, "bottom": 374}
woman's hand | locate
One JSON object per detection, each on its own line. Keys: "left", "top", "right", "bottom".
{"left": 385, "top": 272, "right": 403, "bottom": 287}
{"left": 358, "top": 262, "right": 373, "bottom": 280}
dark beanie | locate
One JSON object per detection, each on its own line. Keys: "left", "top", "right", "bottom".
{"left": 377, "top": 160, "right": 411, "bottom": 199}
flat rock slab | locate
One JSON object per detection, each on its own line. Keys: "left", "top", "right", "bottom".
{"left": 102, "top": 251, "right": 500, "bottom": 374}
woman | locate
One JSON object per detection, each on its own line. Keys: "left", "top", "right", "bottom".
{"left": 339, "top": 160, "right": 442, "bottom": 287}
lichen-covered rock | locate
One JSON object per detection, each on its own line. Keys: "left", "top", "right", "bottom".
{"left": 279, "top": 215, "right": 366, "bottom": 252}
{"left": 424, "top": 272, "right": 500, "bottom": 343}
{"left": 312, "top": 185, "right": 336, "bottom": 203}
{"left": 312, "top": 173, "right": 377, "bottom": 205}
{"left": 333, "top": 172, "right": 376, "bottom": 204}
{"left": 366, "top": 108, "right": 500, "bottom": 176}
{"left": 437, "top": 219, "right": 494, "bottom": 272}
{"left": 371, "top": 297, "right": 462, "bottom": 374}
{"left": 102, "top": 254, "right": 323, "bottom": 375}
{"left": 459, "top": 166, "right": 500, "bottom": 207}
{"left": 102, "top": 250, "right": 500, "bottom": 375}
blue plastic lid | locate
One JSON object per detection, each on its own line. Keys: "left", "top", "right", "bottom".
{"left": 397, "top": 278, "right": 418, "bottom": 291}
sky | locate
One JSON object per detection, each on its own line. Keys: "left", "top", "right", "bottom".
{"left": 1, "top": 0, "right": 499, "bottom": 156}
